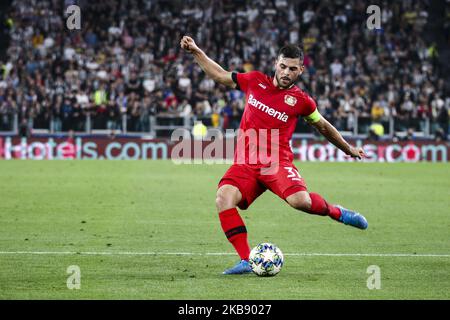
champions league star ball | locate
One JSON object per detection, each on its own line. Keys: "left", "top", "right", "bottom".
{"left": 249, "top": 243, "right": 284, "bottom": 277}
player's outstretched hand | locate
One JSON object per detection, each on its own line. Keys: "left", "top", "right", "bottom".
{"left": 180, "top": 36, "right": 200, "bottom": 54}
{"left": 348, "top": 147, "right": 366, "bottom": 160}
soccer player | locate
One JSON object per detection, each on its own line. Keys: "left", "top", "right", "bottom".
{"left": 180, "top": 36, "right": 368, "bottom": 275}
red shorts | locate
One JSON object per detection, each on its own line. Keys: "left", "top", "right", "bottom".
{"left": 218, "top": 163, "right": 308, "bottom": 210}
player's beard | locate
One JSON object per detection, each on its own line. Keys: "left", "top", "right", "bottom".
{"left": 275, "top": 74, "right": 295, "bottom": 89}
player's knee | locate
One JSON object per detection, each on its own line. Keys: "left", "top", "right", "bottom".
{"left": 286, "top": 191, "right": 311, "bottom": 211}
{"left": 215, "top": 193, "right": 234, "bottom": 212}
{"left": 216, "top": 185, "right": 241, "bottom": 212}
{"left": 215, "top": 193, "right": 226, "bottom": 211}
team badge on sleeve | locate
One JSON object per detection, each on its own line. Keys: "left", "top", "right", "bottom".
{"left": 284, "top": 95, "right": 297, "bottom": 106}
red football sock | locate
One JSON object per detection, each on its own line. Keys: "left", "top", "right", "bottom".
{"left": 219, "top": 208, "right": 250, "bottom": 260}
{"left": 308, "top": 192, "right": 342, "bottom": 221}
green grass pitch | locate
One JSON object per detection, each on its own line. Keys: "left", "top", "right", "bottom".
{"left": 0, "top": 160, "right": 449, "bottom": 299}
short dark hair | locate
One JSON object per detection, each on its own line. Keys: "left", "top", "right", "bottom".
{"left": 278, "top": 45, "right": 304, "bottom": 63}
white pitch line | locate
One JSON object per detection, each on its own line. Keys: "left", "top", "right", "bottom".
{"left": 0, "top": 251, "right": 449, "bottom": 258}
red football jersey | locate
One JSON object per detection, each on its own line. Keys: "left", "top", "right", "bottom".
{"left": 232, "top": 71, "right": 317, "bottom": 167}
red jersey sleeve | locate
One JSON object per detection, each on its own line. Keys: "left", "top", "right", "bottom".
{"left": 232, "top": 71, "right": 259, "bottom": 93}
{"left": 299, "top": 94, "right": 317, "bottom": 116}
{"left": 301, "top": 94, "right": 321, "bottom": 123}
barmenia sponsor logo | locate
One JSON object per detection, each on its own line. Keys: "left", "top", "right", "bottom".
{"left": 247, "top": 94, "right": 289, "bottom": 123}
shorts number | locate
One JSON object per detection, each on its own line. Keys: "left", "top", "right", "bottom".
{"left": 284, "top": 167, "right": 302, "bottom": 181}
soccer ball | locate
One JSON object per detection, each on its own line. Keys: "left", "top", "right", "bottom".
{"left": 249, "top": 243, "right": 284, "bottom": 276}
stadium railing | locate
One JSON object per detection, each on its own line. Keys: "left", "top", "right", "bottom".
{"left": 0, "top": 112, "right": 442, "bottom": 140}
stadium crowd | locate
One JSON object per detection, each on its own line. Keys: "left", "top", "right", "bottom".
{"left": 0, "top": 0, "right": 448, "bottom": 139}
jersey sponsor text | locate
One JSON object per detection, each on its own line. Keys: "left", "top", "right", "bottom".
{"left": 247, "top": 94, "right": 289, "bottom": 123}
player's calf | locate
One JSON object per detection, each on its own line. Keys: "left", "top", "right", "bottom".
{"left": 285, "top": 191, "right": 316, "bottom": 213}
{"left": 286, "top": 191, "right": 368, "bottom": 230}
{"left": 216, "top": 184, "right": 251, "bottom": 262}
{"left": 287, "top": 191, "right": 340, "bottom": 219}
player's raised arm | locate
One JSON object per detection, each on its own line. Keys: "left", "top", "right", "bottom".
{"left": 180, "top": 36, "right": 236, "bottom": 88}
{"left": 309, "top": 116, "right": 366, "bottom": 159}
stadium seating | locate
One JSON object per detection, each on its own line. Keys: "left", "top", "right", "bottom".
{"left": 0, "top": 0, "right": 448, "bottom": 141}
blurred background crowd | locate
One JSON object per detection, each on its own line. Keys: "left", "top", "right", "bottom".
{"left": 0, "top": 0, "right": 448, "bottom": 140}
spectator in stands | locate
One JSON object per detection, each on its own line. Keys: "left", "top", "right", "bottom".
{"left": 368, "top": 123, "right": 384, "bottom": 141}
{"left": 434, "top": 128, "right": 447, "bottom": 142}
{"left": 192, "top": 120, "right": 207, "bottom": 140}
{"left": 51, "top": 96, "right": 62, "bottom": 132}
{"left": 436, "top": 104, "right": 449, "bottom": 137}
{"left": 19, "top": 117, "right": 31, "bottom": 138}
{"left": 402, "top": 128, "right": 416, "bottom": 141}
{"left": 107, "top": 99, "right": 120, "bottom": 131}
{"left": 178, "top": 99, "right": 192, "bottom": 117}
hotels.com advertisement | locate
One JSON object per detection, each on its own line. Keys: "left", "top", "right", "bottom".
{"left": 0, "top": 136, "right": 448, "bottom": 162}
